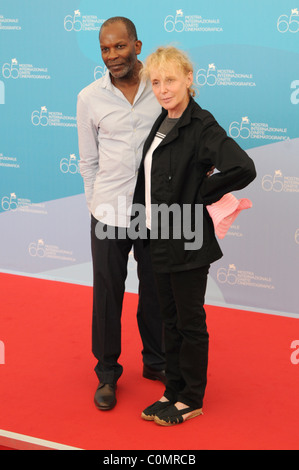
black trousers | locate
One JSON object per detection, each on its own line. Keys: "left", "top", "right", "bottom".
{"left": 154, "top": 265, "right": 210, "bottom": 409}
{"left": 90, "top": 215, "right": 165, "bottom": 384}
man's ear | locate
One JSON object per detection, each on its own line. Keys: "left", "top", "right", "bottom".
{"left": 135, "top": 40, "right": 142, "bottom": 55}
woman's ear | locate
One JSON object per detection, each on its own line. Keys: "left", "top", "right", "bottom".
{"left": 187, "top": 71, "right": 193, "bottom": 88}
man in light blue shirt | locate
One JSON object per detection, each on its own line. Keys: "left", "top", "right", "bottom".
{"left": 77, "top": 17, "right": 166, "bottom": 411}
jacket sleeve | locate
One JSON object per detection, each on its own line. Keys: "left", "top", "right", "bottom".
{"left": 77, "top": 93, "right": 99, "bottom": 212}
{"left": 198, "top": 117, "right": 256, "bottom": 205}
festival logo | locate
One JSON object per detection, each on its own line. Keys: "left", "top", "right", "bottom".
{"left": 277, "top": 8, "right": 299, "bottom": 33}
{"left": 64, "top": 9, "right": 105, "bottom": 31}
{"left": 60, "top": 154, "right": 80, "bottom": 174}
{"left": 261, "top": 170, "right": 299, "bottom": 193}
{"left": 216, "top": 263, "right": 275, "bottom": 289}
{"left": 164, "top": 9, "right": 222, "bottom": 32}
{"left": 1, "top": 58, "right": 50, "bottom": 80}
{"left": 229, "top": 116, "right": 288, "bottom": 141}
{"left": 31, "top": 106, "right": 77, "bottom": 128}
{"left": 28, "top": 239, "right": 76, "bottom": 262}
{"left": 1, "top": 192, "right": 47, "bottom": 214}
{"left": 196, "top": 63, "right": 256, "bottom": 88}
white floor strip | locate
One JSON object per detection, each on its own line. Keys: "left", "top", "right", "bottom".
{"left": 0, "top": 429, "right": 83, "bottom": 450}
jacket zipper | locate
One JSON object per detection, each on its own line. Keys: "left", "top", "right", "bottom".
{"left": 168, "top": 149, "right": 172, "bottom": 187}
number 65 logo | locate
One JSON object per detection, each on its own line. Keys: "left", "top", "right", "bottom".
{"left": 229, "top": 117, "right": 250, "bottom": 139}
{"left": 1, "top": 193, "right": 18, "bottom": 211}
{"left": 261, "top": 171, "right": 284, "bottom": 192}
{"left": 164, "top": 11, "right": 185, "bottom": 32}
{"left": 277, "top": 9, "right": 299, "bottom": 33}
{"left": 2, "top": 59, "right": 19, "bottom": 79}
{"left": 60, "top": 154, "right": 80, "bottom": 174}
{"left": 196, "top": 65, "right": 217, "bottom": 87}
{"left": 217, "top": 265, "right": 237, "bottom": 284}
{"left": 28, "top": 240, "right": 46, "bottom": 257}
{"left": 31, "top": 106, "right": 48, "bottom": 126}
{"left": 94, "top": 65, "right": 107, "bottom": 80}
{"left": 64, "top": 10, "right": 82, "bottom": 31}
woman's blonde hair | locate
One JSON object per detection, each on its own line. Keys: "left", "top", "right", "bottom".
{"left": 141, "top": 46, "right": 196, "bottom": 97}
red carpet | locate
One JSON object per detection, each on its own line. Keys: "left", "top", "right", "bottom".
{"left": 0, "top": 273, "right": 298, "bottom": 450}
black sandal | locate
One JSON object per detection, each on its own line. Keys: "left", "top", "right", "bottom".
{"left": 154, "top": 404, "right": 203, "bottom": 426}
{"left": 141, "top": 400, "right": 172, "bottom": 421}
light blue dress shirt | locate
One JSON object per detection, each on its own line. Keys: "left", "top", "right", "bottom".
{"left": 77, "top": 70, "right": 161, "bottom": 227}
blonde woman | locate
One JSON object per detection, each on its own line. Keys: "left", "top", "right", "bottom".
{"left": 133, "top": 47, "right": 256, "bottom": 426}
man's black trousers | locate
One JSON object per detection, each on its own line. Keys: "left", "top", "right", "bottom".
{"left": 90, "top": 215, "right": 165, "bottom": 385}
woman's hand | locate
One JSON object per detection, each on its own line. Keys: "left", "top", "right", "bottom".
{"left": 206, "top": 166, "right": 215, "bottom": 177}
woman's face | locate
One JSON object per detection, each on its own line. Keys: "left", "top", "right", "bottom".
{"left": 150, "top": 64, "right": 193, "bottom": 118}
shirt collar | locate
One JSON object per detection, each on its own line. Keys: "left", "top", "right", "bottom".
{"left": 100, "top": 67, "right": 148, "bottom": 101}
{"left": 100, "top": 69, "right": 114, "bottom": 91}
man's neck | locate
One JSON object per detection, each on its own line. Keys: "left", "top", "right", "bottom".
{"left": 111, "top": 61, "right": 143, "bottom": 104}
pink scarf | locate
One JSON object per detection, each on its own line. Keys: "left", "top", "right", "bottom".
{"left": 206, "top": 193, "right": 252, "bottom": 239}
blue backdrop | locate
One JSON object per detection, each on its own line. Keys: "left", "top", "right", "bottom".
{"left": 1, "top": 0, "right": 298, "bottom": 317}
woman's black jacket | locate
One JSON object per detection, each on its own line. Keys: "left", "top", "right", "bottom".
{"left": 133, "top": 97, "right": 257, "bottom": 273}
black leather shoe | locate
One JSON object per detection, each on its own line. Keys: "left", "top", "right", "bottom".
{"left": 143, "top": 365, "right": 167, "bottom": 385}
{"left": 94, "top": 383, "right": 116, "bottom": 411}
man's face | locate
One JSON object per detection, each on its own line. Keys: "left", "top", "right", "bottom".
{"left": 99, "top": 22, "right": 141, "bottom": 79}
